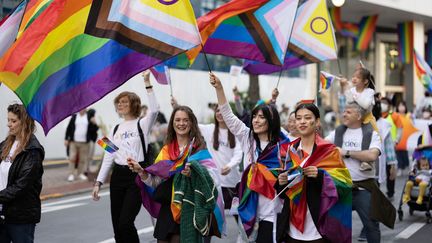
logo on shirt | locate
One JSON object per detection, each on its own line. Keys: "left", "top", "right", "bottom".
{"left": 343, "top": 140, "right": 360, "bottom": 149}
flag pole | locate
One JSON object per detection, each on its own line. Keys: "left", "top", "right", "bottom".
{"left": 201, "top": 44, "right": 212, "bottom": 73}
{"left": 276, "top": 69, "right": 283, "bottom": 89}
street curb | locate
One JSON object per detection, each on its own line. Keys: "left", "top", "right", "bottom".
{"left": 40, "top": 184, "right": 109, "bottom": 201}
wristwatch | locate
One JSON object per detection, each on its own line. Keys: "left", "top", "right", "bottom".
{"left": 344, "top": 150, "right": 351, "bottom": 159}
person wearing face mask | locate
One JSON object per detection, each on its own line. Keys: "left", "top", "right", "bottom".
{"left": 92, "top": 70, "right": 159, "bottom": 243}
{"left": 275, "top": 102, "right": 352, "bottom": 243}
{"left": 210, "top": 72, "right": 291, "bottom": 242}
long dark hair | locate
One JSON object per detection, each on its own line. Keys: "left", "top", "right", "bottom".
{"left": 357, "top": 67, "right": 375, "bottom": 90}
{"left": 1, "top": 104, "right": 35, "bottom": 161}
{"left": 213, "top": 111, "right": 235, "bottom": 150}
{"left": 249, "top": 104, "right": 281, "bottom": 149}
{"left": 166, "top": 106, "right": 205, "bottom": 149}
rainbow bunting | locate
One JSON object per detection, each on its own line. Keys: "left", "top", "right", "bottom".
{"left": 426, "top": 30, "right": 432, "bottom": 67}
{"left": 0, "top": 0, "right": 200, "bottom": 134}
{"left": 397, "top": 22, "right": 414, "bottom": 64}
{"left": 355, "top": 15, "right": 378, "bottom": 51}
{"left": 0, "top": 0, "right": 27, "bottom": 58}
{"left": 319, "top": 71, "right": 336, "bottom": 91}
{"left": 243, "top": 0, "right": 338, "bottom": 75}
{"left": 150, "top": 65, "right": 171, "bottom": 85}
{"left": 97, "top": 136, "right": 119, "bottom": 154}
{"left": 414, "top": 49, "right": 432, "bottom": 93}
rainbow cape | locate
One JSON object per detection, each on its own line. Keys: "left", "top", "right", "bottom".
{"left": 0, "top": 0, "right": 200, "bottom": 134}
{"left": 284, "top": 136, "right": 352, "bottom": 242}
{"left": 238, "top": 134, "right": 290, "bottom": 236}
{"left": 242, "top": 0, "right": 338, "bottom": 75}
{"left": 414, "top": 49, "right": 432, "bottom": 93}
{"left": 136, "top": 142, "right": 225, "bottom": 236}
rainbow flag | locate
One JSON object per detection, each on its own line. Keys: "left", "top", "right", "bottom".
{"left": 150, "top": 65, "right": 171, "bottom": 85}
{"left": 426, "top": 30, "right": 432, "bottom": 67}
{"left": 97, "top": 136, "right": 119, "bottom": 154}
{"left": 284, "top": 136, "right": 352, "bottom": 242}
{"left": 0, "top": 0, "right": 200, "bottom": 134}
{"left": 243, "top": 0, "right": 338, "bottom": 75}
{"left": 319, "top": 71, "right": 336, "bottom": 91}
{"left": 137, "top": 143, "right": 225, "bottom": 236}
{"left": 397, "top": 22, "right": 414, "bottom": 64}
{"left": 185, "top": 0, "right": 299, "bottom": 67}
{"left": 329, "top": 7, "right": 358, "bottom": 38}
{"left": 238, "top": 134, "right": 290, "bottom": 236}
{"left": 414, "top": 49, "right": 432, "bottom": 93}
{"left": 355, "top": 15, "right": 378, "bottom": 51}
{"left": 0, "top": 0, "right": 27, "bottom": 58}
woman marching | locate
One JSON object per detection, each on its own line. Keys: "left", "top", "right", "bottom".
{"left": 209, "top": 73, "right": 290, "bottom": 242}
{"left": 92, "top": 70, "right": 159, "bottom": 243}
{"left": 276, "top": 102, "right": 352, "bottom": 243}
{"left": 128, "top": 105, "right": 224, "bottom": 243}
{"left": 0, "top": 104, "right": 44, "bottom": 243}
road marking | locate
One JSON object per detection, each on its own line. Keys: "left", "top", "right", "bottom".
{"left": 395, "top": 222, "right": 426, "bottom": 239}
{"left": 42, "top": 202, "right": 87, "bottom": 213}
{"left": 42, "top": 191, "right": 110, "bottom": 207}
{"left": 98, "top": 226, "right": 154, "bottom": 243}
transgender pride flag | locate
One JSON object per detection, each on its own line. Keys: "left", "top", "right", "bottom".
{"left": 0, "top": 0, "right": 27, "bottom": 58}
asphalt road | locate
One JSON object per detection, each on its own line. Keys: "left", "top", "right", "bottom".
{"left": 35, "top": 174, "right": 431, "bottom": 243}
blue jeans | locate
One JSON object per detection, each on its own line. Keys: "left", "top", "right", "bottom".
{"left": 0, "top": 223, "right": 35, "bottom": 243}
{"left": 352, "top": 190, "right": 380, "bottom": 243}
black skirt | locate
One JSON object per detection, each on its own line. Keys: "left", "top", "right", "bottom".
{"left": 153, "top": 177, "right": 180, "bottom": 240}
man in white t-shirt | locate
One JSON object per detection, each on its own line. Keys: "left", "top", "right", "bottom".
{"left": 326, "top": 102, "right": 382, "bottom": 243}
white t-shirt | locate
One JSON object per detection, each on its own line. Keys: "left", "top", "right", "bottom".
{"left": 345, "top": 87, "right": 375, "bottom": 111}
{"left": 0, "top": 141, "right": 18, "bottom": 191}
{"left": 199, "top": 124, "right": 242, "bottom": 188}
{"left": 73, "top": 113, "right": 88, "bottom": 142}
{"left": 289, "top": 142, "right": 322, "bottom": 241}
{"left": 326, "top": 128, "right": 381, "bottom": 181}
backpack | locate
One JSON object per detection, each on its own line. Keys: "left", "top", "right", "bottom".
{"left": 113, "top": 118, "right": 155, "bottom": 168}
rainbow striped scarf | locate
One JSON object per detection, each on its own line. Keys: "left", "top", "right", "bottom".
{"left": 285, "top": 136, "right": 352, "bottom": 242}
{"left": 238, "top": 135, "right": 290, "bottom": 236}
{"left": 137, "top": 141, "right": 225, "bottom": 236}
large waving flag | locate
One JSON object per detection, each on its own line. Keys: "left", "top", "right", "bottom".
{"left": 0, "top": 0, "right": 200, "bottom": 134}
{"left": 185, "top": 0, "right": 299, "bottom": 67}
{"left": 0, "top": 0, "right": 27, "bottom": 58}
{"left": 243, "top": 0, "right": 338, "bottom": 75}
{"left": 414, "top": 49, "right": 432, "bottom": 93}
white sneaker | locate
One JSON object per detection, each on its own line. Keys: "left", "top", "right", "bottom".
{"left": 78, "top": 173, "right": 88, "bottom": 181}
{"left": 67, "top": 174, "right": 75, "bottom": 182}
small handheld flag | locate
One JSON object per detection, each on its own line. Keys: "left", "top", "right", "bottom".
{"left": 319, "top": 71, "right": 336, "bottom": 91}
{"left": 97, "top": 137, "right": 119, "bottom": 154}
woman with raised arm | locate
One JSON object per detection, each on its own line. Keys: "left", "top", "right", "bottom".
{"left": 92, "top": 70, "right": 159, "bottom": 243}
{"left": 209, "top": 73, "right": 290, "bottom": 242}
{"left": 276, "top": 102, "right": 352, "bottom": 243}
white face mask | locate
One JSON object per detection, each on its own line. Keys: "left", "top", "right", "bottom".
{"left": 381, "top": 103, "right": 389, "bottom": 113}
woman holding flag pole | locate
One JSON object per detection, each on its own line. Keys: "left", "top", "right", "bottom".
{"left": 92, "top": 70, "right": 159, "bottom": 243}
{"left": 209, "top": 72, "right": 290, "bottom": 242}
{"left": 275, "top": 102, "right": 352, "bottom": 243}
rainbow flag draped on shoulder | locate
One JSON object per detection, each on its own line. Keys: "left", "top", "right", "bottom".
{"left": 284, "top": 136, "right": 352, "bottom": 243}
{"left": 238, "top": 134, "right": 290, "bottom": 236}
{"left": 243, "top": 0, "right": 337, "bottom": 75}
{"left": 136, "top": 141, "right": 225, "bottom": 237}
{"left": 0, "top": 0, "right": 200, "bottom": 134}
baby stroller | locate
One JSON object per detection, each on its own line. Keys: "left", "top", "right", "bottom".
{"left": 397, "top": 146, "right": 432, "bottom": 223}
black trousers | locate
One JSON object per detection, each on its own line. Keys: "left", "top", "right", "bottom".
{"left": 256, "top": 220, "right": 273, "bottom": 243}
{"left": 110, "top": 164, "right": 142, "bottom": 243}
{"left": 386, "top": 164, "right": 395, "bottom": 197}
